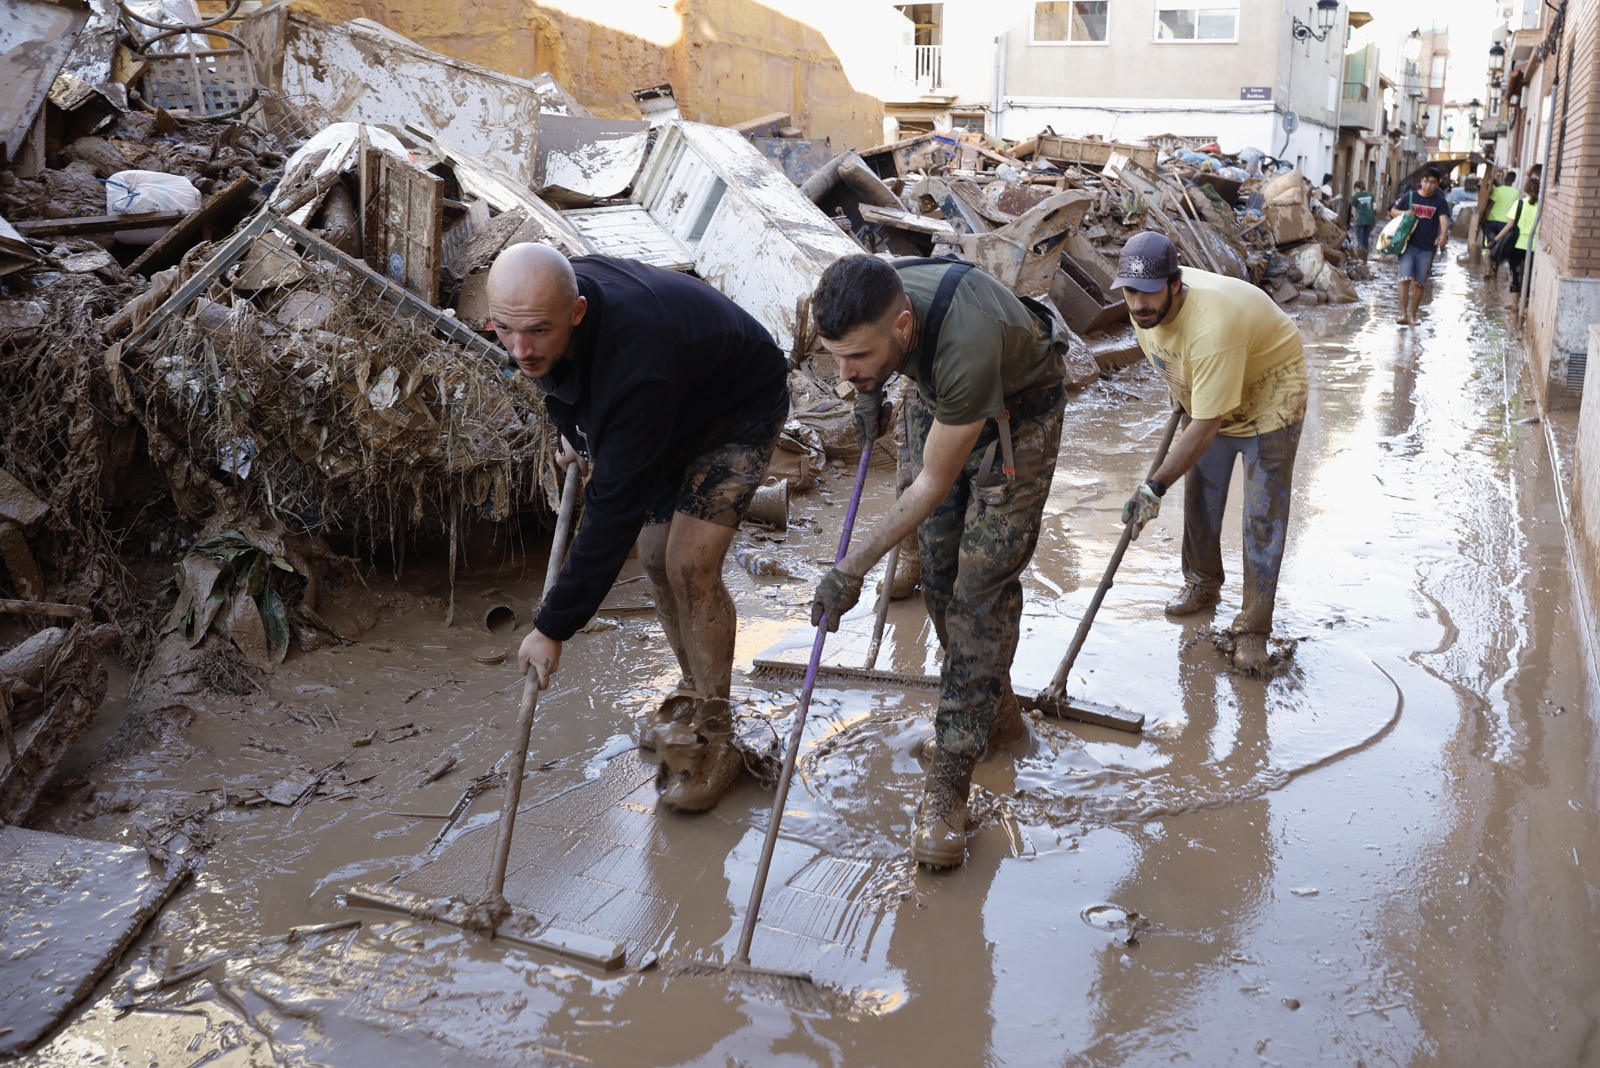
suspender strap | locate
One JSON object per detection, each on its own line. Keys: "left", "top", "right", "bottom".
{"left": 913, "top": 261, "right": 975, "bottom": 403}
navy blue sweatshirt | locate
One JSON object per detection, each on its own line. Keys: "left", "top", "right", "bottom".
{"left": 531, "top": 256, "right": 787, "bottom": 641}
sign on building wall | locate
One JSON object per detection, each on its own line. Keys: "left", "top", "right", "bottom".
{"left": 1240, "top": 87, "right": 1273, "bottom": 101}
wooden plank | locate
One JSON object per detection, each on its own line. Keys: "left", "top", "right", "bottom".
{"left": 13, "top": 212, "right": 186, "bottom": 238}
{"left": 127, "top": 175, "right": 260, "bottom": 276}
{"left": 0, "top": 827, "right": 191, "bottom": 1055}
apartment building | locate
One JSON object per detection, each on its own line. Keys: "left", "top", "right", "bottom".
{"left": 880, "top": 1, "right": 1355, "bottom": 177}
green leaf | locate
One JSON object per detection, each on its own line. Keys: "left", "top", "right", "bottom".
{"left": 270, "top": 555, "right": 295, "bottom": 573}
{"left": 258, "top": 587, "right": 291, "bottom": 663}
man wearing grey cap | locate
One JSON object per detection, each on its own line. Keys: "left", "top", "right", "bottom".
{"left": 1112, "top": 232, "right": 1307, "bottom": 673}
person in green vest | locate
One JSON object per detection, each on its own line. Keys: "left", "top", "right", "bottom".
{"left": 1504, "top": 176, "right": 1540, "bottom": 294}
{"left": 1348, "top": 181, "right": 1377, "bottom": 261}
{"left": 1482, "top": 170, "right": 1519, "bottom": 279}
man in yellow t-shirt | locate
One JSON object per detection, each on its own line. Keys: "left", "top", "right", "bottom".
{"left": 1113, "top": 233, "right": 1308, "bottom": 674}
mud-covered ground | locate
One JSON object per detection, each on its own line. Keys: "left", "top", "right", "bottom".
{"left": 21, "top": 252, "right": 1600, "bottom": 1067}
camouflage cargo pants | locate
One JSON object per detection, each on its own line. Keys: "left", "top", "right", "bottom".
{"left": 906, "top": 392, "right": 1063, "bottom": 758}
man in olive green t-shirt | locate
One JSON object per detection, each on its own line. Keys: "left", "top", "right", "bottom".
{"left": 1114, "top": 233, "right": 1308, "bottom": 675}
{"left": 808, "top": 254, "right": 1066, "bottom": 870}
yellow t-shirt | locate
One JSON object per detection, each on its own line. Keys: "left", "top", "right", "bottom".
{"left": 1486, "top": 184, "right": 1521, "bottom": 223}
{"left": 1133, "top": 268, "right": 1308, "bottom": 437}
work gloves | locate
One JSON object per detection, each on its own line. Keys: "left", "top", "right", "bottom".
{"left": 811, "top": 567, "right": 863, "bottom": 632}
{"left": 852, "top": 389, "right": 892, "bottom": 449}
{"left": 1121, "top": 480, "right": 1165, "bottom": 538}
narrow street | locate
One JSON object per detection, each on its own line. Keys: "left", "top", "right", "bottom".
{"left": 26, "top": 249, "right": 1600, "bottom": 1067}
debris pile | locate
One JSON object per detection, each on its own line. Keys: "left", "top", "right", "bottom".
{"left": 2, "top": 0, "right": 1359, "bottom": 700}
{"left": 797, "top": 127, "right": 1363, "bottom": 372}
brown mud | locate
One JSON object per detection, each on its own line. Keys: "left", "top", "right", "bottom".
{"left": 21, "top": 257, "right": 1600, "bottom": 1066}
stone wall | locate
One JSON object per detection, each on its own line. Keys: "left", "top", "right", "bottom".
{"left": 289, "top": 0, "right": 884, "bottom": 151}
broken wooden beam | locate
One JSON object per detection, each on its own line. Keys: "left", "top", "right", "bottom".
{"left": 11, "top": 212, "right": 188, "bottom": 238}
{"left": 128, "top": 175, "right": 260, "bottom": 276}
{"left": 0, "top": 599, "right": 90, "bottom": 620}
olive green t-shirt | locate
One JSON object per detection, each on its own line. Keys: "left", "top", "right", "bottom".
{"left": 895, "top": 263, "right": 1063, "bottom": 425}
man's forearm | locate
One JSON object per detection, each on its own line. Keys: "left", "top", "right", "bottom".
{"left": 1150, "top": 415, "right": 1223, "bottom": 488}
{"left": 838, "top": 474, "right": 945, "bottom": 578}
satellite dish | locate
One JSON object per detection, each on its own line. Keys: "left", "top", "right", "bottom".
{"left": 1282, "top": 110, "right": 1300, "bottom": 134}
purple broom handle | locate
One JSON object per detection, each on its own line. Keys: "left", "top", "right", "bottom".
{"left": 734, "top": 445, "right": 875, "bottom": 964}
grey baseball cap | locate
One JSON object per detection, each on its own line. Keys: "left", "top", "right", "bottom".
{"left": 1112, "top": 232, "right": 1180, "bottom": 293}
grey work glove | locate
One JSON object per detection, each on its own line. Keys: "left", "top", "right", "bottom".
{"left": 1121, "top": 481, "right": 1164, "bottom": 538}
{"left": 810, "top": 567, "right": 863, "bottom": 632}
{"left": 852, "top": 389, "right": 892, "bottom": 449}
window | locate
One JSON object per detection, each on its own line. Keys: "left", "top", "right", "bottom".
{"left": 1429, "top": 55, "right": 1446, "bottom": 89}
{"left": 1156, "top": 4, "right": 1239, "bottom": 41}
{"left": 1033, "top": 1, "right": 1108, "bottom": 43}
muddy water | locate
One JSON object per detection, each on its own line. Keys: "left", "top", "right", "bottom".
{"left": 25, "top": 258, "right": 1600, "bottom": 1067}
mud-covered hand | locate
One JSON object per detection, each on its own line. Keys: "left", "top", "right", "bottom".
{"left": 810, "top": 567, "right": 864, "bottom": 632}
{"left": 518, "top": 629, "right": 562, "bottom": 688}
{"left": 852, "top": 389, "right": 892, "bottom": 449}
{"left": 1120, "top": 480, "right": 1165, "bottom": 538}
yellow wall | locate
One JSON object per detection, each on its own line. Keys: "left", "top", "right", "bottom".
{"left": 290, "top": 0, "right": 884, "bottom": 150}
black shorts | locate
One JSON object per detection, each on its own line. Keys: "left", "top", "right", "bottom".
{"left": 643, "top": 387, "right": 789, "bottom": 527}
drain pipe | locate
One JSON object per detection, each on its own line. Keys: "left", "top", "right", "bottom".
{"left": 1517, "top": 1, "right": 1565, "bottom": 326}
{"left": 992, "top": 31, "right": 1008, "bottom": 139}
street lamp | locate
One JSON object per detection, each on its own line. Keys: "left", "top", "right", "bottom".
{"left": 1291, "top": 0, "right": 1340, "bottom": 43}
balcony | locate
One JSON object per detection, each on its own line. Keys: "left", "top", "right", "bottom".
{"left": 896, "top": 44, "right": 943, "bottom": 91}
{"left": 1340, "top": 79, "right": 1381, "bottom": 131}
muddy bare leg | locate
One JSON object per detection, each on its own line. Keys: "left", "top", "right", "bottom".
{"left": 661, "top": 512, "right": 738, "bottom": 699}
{"left": 638, "top": 521, "right": 695, "bottom": 691}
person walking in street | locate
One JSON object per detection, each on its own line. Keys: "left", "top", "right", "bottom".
{"left": 1389, "top": 166, "right": 1452, "bottom": 326}
{"left": 1482, "top": 170, "right": 1519, "bottom": 278}
{"left": 1113, "top": 232, "right": 1308, "bottom": 675}
{"left": 1504, "top": 176, "right": 1541, "bottom": 296}
{"left": 808, "top": 254, "right": 1067, "bottom": 870}
{"left": 488, "top": 242, "right": 790, "bottom": 814}
{"left": 1349, "top": 180, "right": 1377, "bottom": 261}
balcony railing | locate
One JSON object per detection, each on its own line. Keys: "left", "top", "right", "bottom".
{"left": 897, "top": 44, "right": 943, "bottom": 90}
{"left": 1342, "top": 81, "right": 1370, "bottom": 101}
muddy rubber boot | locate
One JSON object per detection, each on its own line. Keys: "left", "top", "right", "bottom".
{"left": 911, "top": 747, "right": 976, "bottom": 869}
{"left": 889, "top": 534, "right": 920, "bottom": 599}
{"left": 657, "top": 697, "right": 742, "bottom": 813}
{"left": 639, "top": 689, "right": 697, "bottom": 752}
{"left": 1164, "top": 583, "right": 1220, "bottom": 617}
{"left": 1232, "top": 633, "right": 1270, "bottom": 675}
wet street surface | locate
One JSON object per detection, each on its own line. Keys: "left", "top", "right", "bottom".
{"left": 23, "top": 254, "right": 1600, "bottom": 1066}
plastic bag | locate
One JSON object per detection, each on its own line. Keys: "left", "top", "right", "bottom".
{"left": 1376, "top": 213, "right": 1414, "bottom": 256}
{"left": 105, "top": 170, "right": 201, "bottom": 216}
{"left": 105, "top": 170, "right": 201, "bottom": 245}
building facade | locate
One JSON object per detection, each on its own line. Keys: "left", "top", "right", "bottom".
{"left": 876, "top": 1, "right": 1354, "bottom": 175}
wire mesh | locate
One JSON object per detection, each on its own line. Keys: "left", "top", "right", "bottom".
{"left": 123, "top": 214, "right": 557, "bottom": 545}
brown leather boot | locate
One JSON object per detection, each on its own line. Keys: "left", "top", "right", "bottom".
{"left": 911, "top": 746, "right": 976, "bottom": 869}
{"left": 889, "top": 534, "right": 920, "bottom": 599}
{"left": 1232, "top": 633, "right": 1270, "bottom": 675}
{"left": 639, "top": 689, "right": 697, "bottom": 751}
{"left": 657, "top": 697, "right": 743, "bottom": 813}
{"left": 1164, "top": 582, "right": 1220, "bottom": 617}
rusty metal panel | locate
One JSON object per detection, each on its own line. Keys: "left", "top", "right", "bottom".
{"left": 0, "top": 0, "right": 87, "bottom": 163}
{"left": 281, "top": 13, "right": 543, "bottom": 189}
